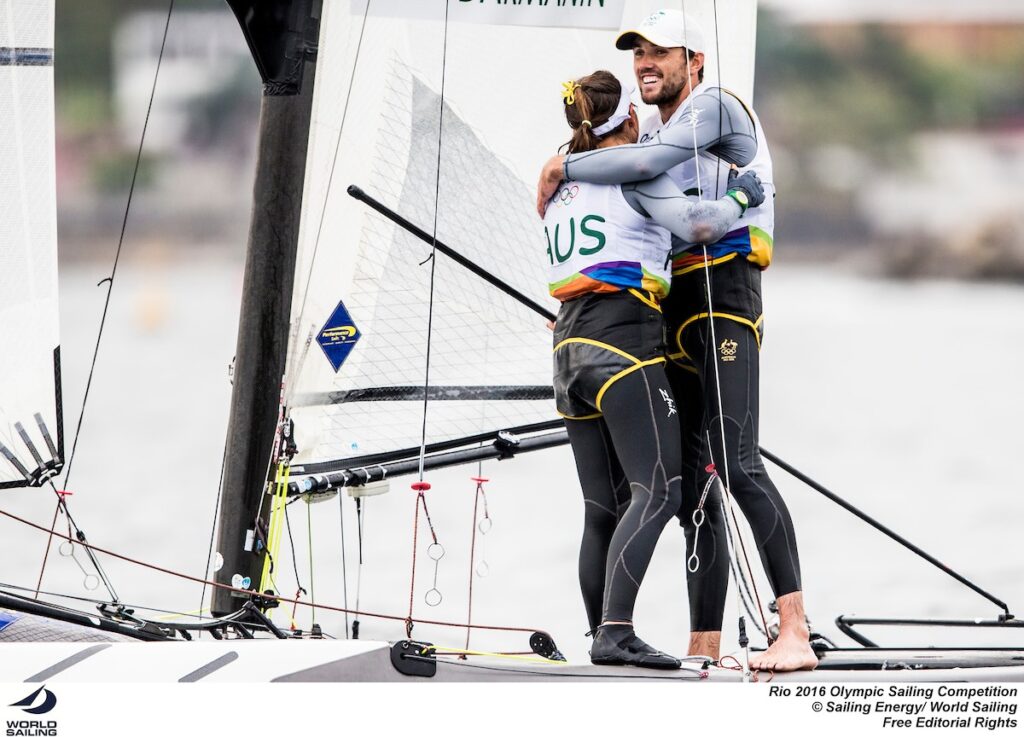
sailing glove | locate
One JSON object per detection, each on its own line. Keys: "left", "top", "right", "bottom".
{"left": 725, "top": 169, "right": 765, "bottom": 213}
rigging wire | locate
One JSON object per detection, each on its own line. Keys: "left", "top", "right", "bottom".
{"left": 679, "top": 0, "right": 770, "bottom": 664}
{"left": 35, "top": 482, "right": 118, "bottom": 603}
{"left": 405, "top": 0, "right": 452, "bottom": 641}
{"left": 0, "top": 582, "right": 217, "bottom": 623}
{"left": 35, "top": 0, "right": 177, "bottom": 605}
{"left": 0, "top": 505, "right": 555, "bottom": 640}
{"left": 61, "top": 0, "right": 176, "bottom": 488}
{"left": 415, "top": 0, "right": 452, "bottom": 483}
{"left": 197, "top": 441, "right": 229, "bottom": 622}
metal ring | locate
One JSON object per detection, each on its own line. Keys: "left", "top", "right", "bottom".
{"left": 83, "top": 574, "right": 100, "bottom": 591}
{"left": 58, "top": 541, "right": 74, "bottom": 557}
{"left": 424, "top": 588, "right": 443, "bottom": 607}
{"left": 478, "top": 517, "right": 492, "bottom": 534}
{"left": 687, "top": 552, "right": 700, "bottom": 573}
{"left": 427, "top": 543, "right": 445, "bottom": 561}
{"left": 692, "top": 508, "right": 705, "bottom": 527}
{"left": 475, "top": 561, "right": 490, "bottom": 578}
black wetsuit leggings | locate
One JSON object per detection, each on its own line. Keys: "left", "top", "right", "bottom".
{"left": 666, "top": 258, "right": 802, "bottom": 633}
{"left": 565, "top": 364, "right": 682, "bottom": 629}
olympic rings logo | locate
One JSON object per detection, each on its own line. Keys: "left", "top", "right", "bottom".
{"left": 553, "top": 184, "right": 579, "bottom": 207}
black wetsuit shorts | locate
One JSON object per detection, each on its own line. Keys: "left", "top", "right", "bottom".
{"left": 553, "top": 289, "right": 666, "bottom": 419}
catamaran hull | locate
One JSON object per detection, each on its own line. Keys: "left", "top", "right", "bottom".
{"left": 2, "top": 623, "right": 1022, "bottom": 682}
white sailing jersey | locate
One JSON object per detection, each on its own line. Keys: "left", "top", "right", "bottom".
{"left": 543, "top": 180, "right": 671, "bottom": 301}
{"left": 641, "top": 83, "right": 775, "bottom": 273}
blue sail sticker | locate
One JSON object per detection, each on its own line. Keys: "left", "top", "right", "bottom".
{"left": 0, "top": 611, "right": 20, "bottom": 632}
{"left": 317, "top": 301, "right": 362, "bottom": 373}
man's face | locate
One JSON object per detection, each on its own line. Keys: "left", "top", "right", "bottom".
{"left": 632, "top": 38, "right": 698, "bottom": 108}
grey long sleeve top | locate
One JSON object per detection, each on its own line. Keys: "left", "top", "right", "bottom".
{"left": 564, "top": 88, "right": 757, "bottom": 184}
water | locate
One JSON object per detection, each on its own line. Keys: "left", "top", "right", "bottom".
{"left": 2, "top": 255, "right": 1022, "bottom": 662}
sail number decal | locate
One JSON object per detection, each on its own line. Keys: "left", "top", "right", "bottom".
{"left": 317, "top": 301, "right": 362, "bottom": 373}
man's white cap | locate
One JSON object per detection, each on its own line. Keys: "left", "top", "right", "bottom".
{"left": 615, "top": 9, "right": 706, "bottom": 53}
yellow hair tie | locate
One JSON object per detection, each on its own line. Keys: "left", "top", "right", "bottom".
{"left": 561, "top": 80, "right": 581, "bottom": 106}
{"left": 581, "top": 120, "right": 592, "bottom": 128}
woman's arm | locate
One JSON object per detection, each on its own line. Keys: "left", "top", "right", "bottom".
{"left": 621, "top": 172, "right": 753, "bottom": 246}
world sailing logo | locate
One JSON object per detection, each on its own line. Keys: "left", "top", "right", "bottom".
{"left": 6, "top": 685, "right": 58, "bottom": 737}
{"left": 8, "top": 687, "right": 56, "bottom": 716}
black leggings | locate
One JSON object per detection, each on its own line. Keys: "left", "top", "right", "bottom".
{"left": 565, "top": 364, "right": 682, "bottom": 629}
{"left": 667, "top": 265, "right": 802, "bottom": 632}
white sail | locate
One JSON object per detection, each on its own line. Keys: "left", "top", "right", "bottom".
{"left": 284, "top": 0, "right": 757, "bottom": 467}
{"left": 0, "top": 0, "right": 62, "bottom": 487}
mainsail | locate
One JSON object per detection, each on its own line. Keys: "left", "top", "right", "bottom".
{"left": 282, "top": 0, "right": 758, "bottom": 483}
{"left": 0, "top": 0, "right": 62, "bottom": 488}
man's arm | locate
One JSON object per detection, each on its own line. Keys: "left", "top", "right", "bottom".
{"left": 621, "top": 169, "right": 763, "bottom": 246}
{"left": 569, "top": 89, "right": 757, "bottom": 181}
{"left": 536, "top": 89, "right": 757, "bottom": 215}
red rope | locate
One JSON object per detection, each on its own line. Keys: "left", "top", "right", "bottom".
{"left": 406, "top": 484, "right": 427, "bottom": 637}
{"left": 0, "top": 506, "right": 549, "bottom": 639}
{"left": 33, "top": 498, "right": 63, "bottom": 599}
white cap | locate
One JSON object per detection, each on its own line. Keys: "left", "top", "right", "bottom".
{"left": 615, "top": 9, "right": 706, "bottom": 53}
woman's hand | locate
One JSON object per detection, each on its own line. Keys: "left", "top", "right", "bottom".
{"left": 536, "top": 155, "right": 566, "bottom": 217}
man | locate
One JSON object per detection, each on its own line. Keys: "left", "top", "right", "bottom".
{"left": 536, "top": 9, "right": 817, "bottom": 672}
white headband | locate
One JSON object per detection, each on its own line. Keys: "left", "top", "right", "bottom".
{"left": 591, "top": 85, "right": 635, "bottom": 137}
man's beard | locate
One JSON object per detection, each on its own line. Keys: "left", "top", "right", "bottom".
{"left": 641, "top": 76, "right": 687, "bottom": 107}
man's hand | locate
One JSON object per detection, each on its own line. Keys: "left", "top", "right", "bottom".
{"left": 536, "top": 155, "right": 566, "bottom": 217}
{"left": 726, "top": 169, "right": 765, "bottom": 210}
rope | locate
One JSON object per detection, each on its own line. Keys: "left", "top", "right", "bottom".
{"left": 407, "top": 484, "right": 424, "bottom": 637}
{"left": 35, "top": 483, "right": 118, "bottom": 603}
{"left": 464, "top": 477, "right": 487, "bottom": 652}
{"left": 0, "top": 506, "right": 552, "bottom": 639}
{"left": 428, "top": 645, "right": 553, "bottom": 665}
{"left": 307, "top": 496, "right": 316, "bottom": 626}
{"left": 337, "top": 489, "right": 350, "bottom": 637}
{"left": 33, "top": 496, "right": 63, "bottom": 598}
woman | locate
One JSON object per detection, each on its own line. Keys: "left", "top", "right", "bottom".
{"left": 544, "top": 71, "right": 763, "bottom": 668}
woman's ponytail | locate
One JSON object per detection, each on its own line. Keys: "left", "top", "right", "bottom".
{"left": 561, "top": 71, "right": 625, "bottom": 154}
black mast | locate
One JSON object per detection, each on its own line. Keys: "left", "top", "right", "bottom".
{"left": 212, "top": 0, "right": 321, "bottom": 617}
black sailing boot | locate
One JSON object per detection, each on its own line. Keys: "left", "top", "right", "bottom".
{"left": 589, "top": 624, "right": 682, "bottom": 669}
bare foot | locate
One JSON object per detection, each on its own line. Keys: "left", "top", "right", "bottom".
{"left": 750, "top": 591, "right": 818, "bottom": 672}
{"left": 688, "top": 631, "right": 721, "bottom": 661}
{"left": 749, "top": 630, "right": 818, "bottom": 672}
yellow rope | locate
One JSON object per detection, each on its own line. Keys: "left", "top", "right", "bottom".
{"left": 426, "top": 645, "right": 565, "bottom": 665}
{"left": 259, "top": 463, "right": 290, "bottom": 598}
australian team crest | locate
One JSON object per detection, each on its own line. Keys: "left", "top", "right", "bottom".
{"left": 317, "top": 300, "right": 361, "bottom": 372}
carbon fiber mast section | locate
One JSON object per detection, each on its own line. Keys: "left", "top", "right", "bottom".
{"left": 212, "top": 0, "right": 321, "bottom": 617}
